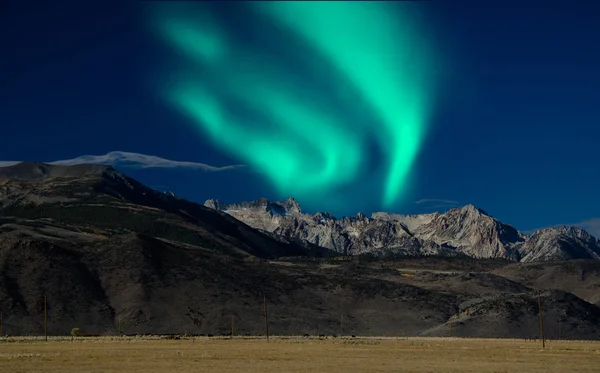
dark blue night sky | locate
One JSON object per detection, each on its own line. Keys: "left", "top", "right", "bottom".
{"left": 1, "top": 1, "right": 599, "bottom": 235}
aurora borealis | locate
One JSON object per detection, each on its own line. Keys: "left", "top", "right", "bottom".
{"left": 152, "top": 2, "right": 438, "bottom": 210}
{"left": 3, "top": 1, "right": 600, "bottom": 232}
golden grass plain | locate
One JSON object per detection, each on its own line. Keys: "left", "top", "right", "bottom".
{"left": 0, "top": 336, "right": 599, "bottom": 372}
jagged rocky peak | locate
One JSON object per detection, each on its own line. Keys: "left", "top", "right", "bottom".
{"left": 205, "top": 198, "right": 522, "bottom": 259}
{"left": 202, "top": 196, "right": 599, "bottom": 263}
{"left": 205, "top": 196, "right": 303, "bottom": 216}
{"left": 348, "top": 212, "right": 370, "bottom": 223}
{"left": 204, "top": 197, "right": 269, "bottom": 211}
{"left": 277, "top": 197, "right": 302, "bottom": 214}
{"left": 371, "top": 211, "right": 439, "bottom": 232}
{"left": 528, "top": 226, "right": 595, "bottom": 241}
{"left": 238, "top": 197, "right": 270, "bottom": 209}
{"left": 556, "top": 225, "right": 595, "bottom": 239}
{"left": 203, "top": 199, "right": 221, "bottom": 210}
{"left": 519, "top": 225, "right": 600, "bottom": 262}
{"left": 447, "top": 204, "right": 489, "bottom": 218}
{"left": 413, "top": 204, "right": 525, "bottom": 260}
{"left": 314, "top": 211, "right": 336, "bottom": 221}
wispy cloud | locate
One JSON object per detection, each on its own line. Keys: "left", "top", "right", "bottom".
{"left": 414, "top": 199, "right": 459, "bottom": 205}
{"left": 0, "top": 151, "right": 245, "bottom": 172}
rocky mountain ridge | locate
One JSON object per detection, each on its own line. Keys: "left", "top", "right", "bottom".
{"left": 1, "top": 162, "right": 600, "bottom": 338}
{"left": 519, "top": 226, "right": 600, "bottom": 262}
{"left": 0, "top": 162, "right": 326, "bottom": 260}
{"left": 205, "top": 198, "right": 600, "bottom": 263}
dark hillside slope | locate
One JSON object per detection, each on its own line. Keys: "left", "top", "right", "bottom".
{"left": 0, "top": 233, "right": 457, "bottom": 336}
{"left": 0, "top": 162, "right": 324, "bottom": 259}
{"left": 0, "top": 237, "right": 114, "bottom": 335}
{"left": 0, "top": 162, "right": 112, "bottom": 180}
{"left": 493, "top": 260, "right": 600, "bottom": 306}
{"left": 2, "top": 234, "right": 600, "bottom": 338}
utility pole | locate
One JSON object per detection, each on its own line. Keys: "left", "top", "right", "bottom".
{"left": 44, "top": 296, "right": 47, "bottom": 342}
{"left": 263, "top": 292, "right": 269, "bottom": 342}
{"left": 340, "top": 297, "right": 343, "bottom": 337}
{"left": 450, "top": 319, "right": 453, "bottom": 338}
{"left": 231, "top": 315, "right": 234, "bottom": 338}
{"left": 537, "top": 291, "right": 545, "bottom": 348}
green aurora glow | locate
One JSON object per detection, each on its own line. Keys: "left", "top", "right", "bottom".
{"left": 153, "top": 2, "right": 437, "bottom": 209}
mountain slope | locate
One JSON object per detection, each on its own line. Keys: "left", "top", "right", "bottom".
{"left": 493, "top": 260, "right": 600, "bottom": 306}
{"left": 519, "top": 226, "right": 600, "bottom": 262}
{"left": 371, "top": 211, "right": 437, "bottom": 232}
{"left": 206, "top": 199, "right": 528, "bottom": 260}
{"left": 208, "top": 198, "right": 600, "bottom": 264}
{"left": 0, "top": 162, "right": 113, "bottom": 180}
{"left": 2, "top": 231, "right": 600, "bottom": 339}
{"left": 205, "top": 198, "right": 455, "bottom": 257}
{"left": 408, "top": 205, "right": 525, "bottom": 260}
{"left": 0, "top": 163, "right": 320, "bottom": 259}
{"left": 1, "top": 163, "right": 600, "bottom": 338}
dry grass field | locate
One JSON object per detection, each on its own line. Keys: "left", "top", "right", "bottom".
{"left": 0, "top": 337, "right": 599, "bottom": 373}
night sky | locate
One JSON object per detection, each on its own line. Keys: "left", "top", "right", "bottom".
{"left": 1, "top": 1, "right": 599, "bottom": 235}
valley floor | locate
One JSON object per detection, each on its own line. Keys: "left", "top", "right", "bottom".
{"left": 1, "top": 336, "right": 599, "bottom": 372}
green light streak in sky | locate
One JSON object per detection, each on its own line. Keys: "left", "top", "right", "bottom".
{"left": 255, "top": 2, "right": 435, "bottom": 206}
{"left": 159, "top": 16, "right": 225, "bottom": 64}
{"left": 153, "top": 2, "right": 436, "bottom": 208}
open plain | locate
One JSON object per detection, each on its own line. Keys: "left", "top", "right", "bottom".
{"left": 1, "top": 337, "right": 599, "bottom": 373}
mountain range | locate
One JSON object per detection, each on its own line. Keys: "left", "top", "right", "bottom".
{"left": 204, "top": 198, "right": 600, "bottom": 262}
{"left": 1, "top": 162, "right": 599, "bottom": 339}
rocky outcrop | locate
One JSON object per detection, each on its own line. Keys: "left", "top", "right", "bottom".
{"left": 205, "top": 198, "right": 453, "bottom": 257}
{"left": 204, "top": 200, "right": 521, "bottom": 259}
{"left": 407, "top": 205, "right": 525, "bottom": 260}
{"left": 519, "top": 226, "right": 600, "bottom": 262}
{"left": 206, "top": 198, "right": 598, "bottom": 263}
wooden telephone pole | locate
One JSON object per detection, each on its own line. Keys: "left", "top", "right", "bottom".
{"left": 231, "top": 315, "right": 234, "bottom": 338}
{"left": 339, "top": 297, "right": 343, "bottom": 337}
{"left": 537, "top": 291, "right": 545, "bottom": 348}
{"left": 263, "top": 293, "right": 269, "bottom": 342}
{"left": 44, "top": 296, "right": 48, "bottom": 342}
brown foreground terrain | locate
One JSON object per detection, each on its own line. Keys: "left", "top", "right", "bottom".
{"left": 0, "top": 336, "right": 599, "bottom": 373}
